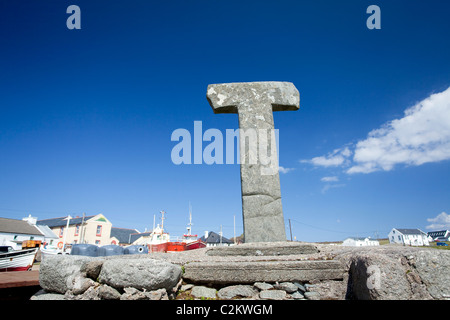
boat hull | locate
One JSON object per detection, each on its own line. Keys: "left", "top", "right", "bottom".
{"left": 186, "top": 240, "right": 206, "bottom": 250}
{"left": 0, "top": 248, "right": 37, "bottom": 272}
{"left": 167, "top": 242, "right": 186, "bottom": 252}
{"left": 147, "top": 242, "right": 169, "bottom": 253}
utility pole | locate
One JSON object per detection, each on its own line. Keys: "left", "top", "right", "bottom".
{"left": 80, "top": 212, "right": 86, "bottom": 244}
{"left": 220, "top": 225, "right": 223, "bottom": 245}
{"left": 233, "top": 215, "right": 236, "bottom": 244}
{"left": 62, "top": 215, "right": 72, "bottom": 252}
{"left": 288, "top": 219, "right": 293, "bottom": 241}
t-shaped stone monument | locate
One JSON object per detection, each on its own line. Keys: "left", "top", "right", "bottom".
{"left": 206, "top": 82, "right": 300, "bottom": 243}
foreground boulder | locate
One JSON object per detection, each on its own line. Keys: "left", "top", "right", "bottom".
{"left": 39, "top": 254, "right": 182, "bottom": 298}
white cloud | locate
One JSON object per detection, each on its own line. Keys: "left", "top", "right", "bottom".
{"left": 302, "top": 87, "right": 450, "bottom": 175}
{"left": 279, "top": 166, "right": 294, "bottom": 174}
{"left": 426, "top": 212, "right": 450, "bottom": 230}
{"left": 301, "top": 147, "right": 351, "bottom": 167}
{"left": 321, "top": 176, "right": 339, "bottom": 182}
{"left": 348, "top": 87, "right": 450, "bottom": 174}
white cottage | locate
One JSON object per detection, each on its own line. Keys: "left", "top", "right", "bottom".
{"left": 388, "top": 228, "right": 429, "bottom": 246}
{"left": 0, "top": 216, "right": 46, "bottom": 250}
{"left": 342, "top": 237, "right": 379, "bottom": 246}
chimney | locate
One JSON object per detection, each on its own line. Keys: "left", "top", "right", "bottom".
{"left": 22, "top": 214, "right": 37, "bottom": 226}
{"left": 204, "top": 231, "right": 209, "bottom": 239}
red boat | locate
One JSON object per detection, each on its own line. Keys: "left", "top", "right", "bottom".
{"left": 139, "top": 208, "right": 206, "bottom": 253}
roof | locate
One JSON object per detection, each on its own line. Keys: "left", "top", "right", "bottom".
{"left": 427, "top": 230, "right": 449, "bottom": 236}
{"left": 110, "top": 227, "right": 139, "bottom": 244}
{"left": 394, "top": 228, "right": 426, "bottom": 235}
{"left": 37, "top": 216, "right": 96, "bottom": 228}
{"left": 129, "top": 232, "right": 151, "bottom": 243}
{"left": 0, "top": 217, "right": 44, "bottom": 236}
{"left": 35, "top": 225, "right": 59, "bottom": 239}
{"left": 345, "top": 237, "right": 372, "bottom": 241}
{"left": 199, "top": 231, "right": 232, "bottom": 244}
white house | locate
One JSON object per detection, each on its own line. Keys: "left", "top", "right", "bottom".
{"left": 427, "top": 230, "right": 450, "bottom": 242}
{"left": 0, "top": 216, "right": 46, "bottom": 250}
{"left": 342, "top": 237, "right": 379, "bottom": 246}
{"left": 388, "top": 228, "right": 429, "bottom": 246}
{"left": 199, "top": 231, "right": 233, "bottom": 247}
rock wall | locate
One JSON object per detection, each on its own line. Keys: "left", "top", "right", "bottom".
{"left": 32, "top": 243, "right": 450, "bottom": 300}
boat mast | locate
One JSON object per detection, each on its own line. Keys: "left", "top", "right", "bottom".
{"left": 160, "top": 210, "right": 166, "bottom": 233}
{"left": 186, "top": 202, "right": 193, "bottom": 236}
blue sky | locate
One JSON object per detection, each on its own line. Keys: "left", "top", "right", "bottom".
{"left": 0, "top": 0, "right": 449, "bottom": 242}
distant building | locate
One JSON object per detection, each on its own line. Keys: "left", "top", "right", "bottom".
{"left": 38, "top": 214, "right": 112, "bottom": 247}
{"left": 388, "top": 228, "right": 429, "bottom": 246}
{"left": 199, "top": 231, "right": 233, "bottom": 247}
{"left": 342, "top": 237, "right": 379, "bottom": 247}
{"left": 0, "top": 216, "right": 46, "bottom": 250}
{"left": 427, "top": 230, "right": 450, "bottom": 242}
{"left": 110, "top": 227, "right": 140, "bottom": 245}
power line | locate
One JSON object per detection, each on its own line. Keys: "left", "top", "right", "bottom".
{"left": 288, "top": 218, "right": 390, "bottom": 237}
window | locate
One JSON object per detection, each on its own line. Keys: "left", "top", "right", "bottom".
{"left": 96, "top": 225, "right": 102, "bottom": 236}
{"left": 59, "top": 227, "right": 64, "bottom": 237}
{"left": 398, "top": 235, "right": 401, "bottom": 241}
{"left": 75, "top": 225, "right": 80, "bottom": 236}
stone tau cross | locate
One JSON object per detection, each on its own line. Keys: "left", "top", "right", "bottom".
{"left": 207, "top": 82, "right": 300, "bottom": 243}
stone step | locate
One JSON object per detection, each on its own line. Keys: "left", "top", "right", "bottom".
{"left": 183, "top": 260, "right": 343, "bottom": 285}
{"left": 206, "top": 242, "right": 318, "bottom": 256}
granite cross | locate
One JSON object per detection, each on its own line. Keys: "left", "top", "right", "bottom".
{"left": 206, "top": 82, "right": 300, "bottom": 243}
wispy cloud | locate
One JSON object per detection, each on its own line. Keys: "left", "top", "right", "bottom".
{"left": 279, "top": 166, "right": 294, "bottom": 174}
{"left": 321, "top": 176, "right": 339, "bottom": 182}
{"left": 426, "top": 212, "right": 450, "bottom": 230}
{"left": 321, "top": 183, "right": 345, "bottom": 194}
{"left": 302, "top": 87, "right": 450, "bottom": 175}
{"left": 301, "top": 147, "right": 351, "bottom": 167}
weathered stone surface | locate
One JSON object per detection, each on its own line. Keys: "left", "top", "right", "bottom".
{"left": 120, "top": 287, "right": 147, "bottom": 300}
{"left": 191, "top": 286, "right": 217, "bottom": 299}
{"left": 217, "top": 285, "right": 258, "bottom": 299}
{"left": 274, "top": 282, "right": 298, "bottom": 293}
{"left": 207, "top": 81, "right": 300, "bottom": 243}
{"left": 30, "top": 289, "right": 66, "bottom": 300}
{"left": 39, "top": 255, "right": 94, "bottom": 294}
{"left": 259, "top": 290, "right": 286, "bottom": 300}
{"left": 98, "top": 284, "right": 121, "bottom": 300}
{"left": 82, "top": 260, "right": 104, "bottom": 280}
{"left": 98, "top": 258, "right": 182, "bottom": 291}
{"left": 290, "top": 291, "right": 305, "bottom": 300}
{"left": 183, "top": 260, "right": 343, "bottom": 284}
{"left": 206, "top": 242, "right": 318, "bottom": 256}
{"left": 253, "top": 282, "right": 274, "bottom": 291}
{"left": 304, "top": 291, "right": 320, "bottom": 300}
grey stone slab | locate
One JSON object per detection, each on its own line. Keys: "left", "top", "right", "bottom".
{"left": 207, "top": 82, "right": 300, "bottom": 243}
{"left": 183, "top": 260, "right": 344, "bottom": 284}
{"left": 191, "top": 286, "right": 217, "bottom": 299}
{"left": 259, "top": 290, "right": 287, "bottom": 300}
{"left": 206, "top": 242, "right": 318, "bottom": 256}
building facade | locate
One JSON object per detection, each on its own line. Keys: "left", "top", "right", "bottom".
{"left": 388, "top": 228, "right": 429, "bottom": 246}
{"left": 342, "top": 237, "right": 380, "bottom": 246}
{"left": 38, "top": 214, "right": 113, "bottom": 247}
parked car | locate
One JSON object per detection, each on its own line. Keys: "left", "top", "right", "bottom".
{"left": 436, "top": 242, "right": 449, "bottom": 246}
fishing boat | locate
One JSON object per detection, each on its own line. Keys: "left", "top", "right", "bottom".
{"left": 136, "top": 208, "right": 205, "bottom": 253}
{"left": 0, "top": 246, "right": 38, "bottom": 272}
{"left": 182, "top": 203, "right": 206, "bottom": 251}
